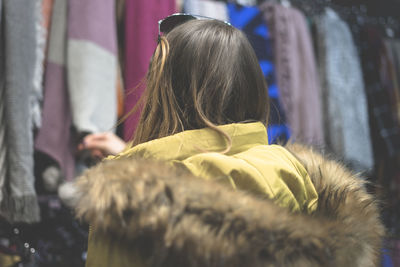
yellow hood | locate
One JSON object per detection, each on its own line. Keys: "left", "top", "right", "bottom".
{"left": 111, "top": 122, "right": 317, "bottom": 213}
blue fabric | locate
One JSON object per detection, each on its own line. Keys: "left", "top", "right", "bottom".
{"left": 382, "top": 248, "right": 394, "bottom": 267}
{"left": 227, "top": 3, "right": 290, "bottom": 144}
{"left": 267, "top": 124, "right": 291, "bottom": 144}
{"left": 254, "top": 24, "right": 269, "bottom": 38}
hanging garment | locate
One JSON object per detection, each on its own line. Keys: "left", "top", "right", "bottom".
{"left": 40, "top": 0, "right": 54, "bottom": 42}
{"left": 67, "top": 0, "right": 118, "bottom": 134}
{"left": 115, "top": 0, "right": 126, "bottom": 72}
{"left": 123, "top": 0, "right": 176, "bottom": 141}
{"left": 0, "top": 0, "right": 6, "bottom": 211}
{"left": 183, "top": 0, "right": 229, "bottom": 21}
{"left": 35, "top": 0, "right": 76, "bottom": 181}
{"left": 314, "top": 8, "right": 374, "bottom": 171}
{"left": 260, "top": 3, "right": 324, "bottom": 147}
{"left": 116, "top": 64, "right": 125, "bottom": 118}
{"left": 389, "top": 40, "right": 400, "bottom": 90}
{"left": 227, "top": 3, "right": 290, "bottom": 144}
{"left": 31, "top": 0, "right": 54, "bottom": 130}
{"left": 360, "top": 26, "right": 400, "bottom": 160}
{"left": 1, "top": 0, "right": 40, "bottom": 223}
{"left": 384, "top": 39, "right": 400, "bottom": 123}
{"left": 115, "top": 0, "right": 126, "bottom": 120}
{"left": 31, "top": 0, "right": 44, "bottom": 130}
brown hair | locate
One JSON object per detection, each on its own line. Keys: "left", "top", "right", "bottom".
{"left": 131, "top": 19, "right": 269, "bottom": 151}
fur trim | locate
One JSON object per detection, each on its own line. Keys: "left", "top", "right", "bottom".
{"left": 285, "top": 144, "right": 384, "bottom": 267}
{"left": 74, "top": 145, "right": 384, "bottom": 267}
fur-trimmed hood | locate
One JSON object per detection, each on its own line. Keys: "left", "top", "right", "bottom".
{"left": 74, "top": 144, "right": 384, "bottom": 267}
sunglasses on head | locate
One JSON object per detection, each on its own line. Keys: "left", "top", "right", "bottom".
{"left": 158, "top": 13, "right": 232, "bottom": 39}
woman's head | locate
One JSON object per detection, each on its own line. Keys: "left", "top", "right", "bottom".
{"left": 132, "top": 19, "right": 269, "bottom": 146}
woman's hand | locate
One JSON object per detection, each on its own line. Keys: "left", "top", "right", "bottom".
{"left": 78, "top": 132, "right": 127, "bottom": 158}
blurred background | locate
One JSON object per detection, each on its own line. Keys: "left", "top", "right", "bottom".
{"left": 1, "top": 0, "right": 400, "bottom": 266}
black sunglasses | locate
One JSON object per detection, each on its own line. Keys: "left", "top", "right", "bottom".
{"left": 158, "top": 13, "right": 232, "bottom": 39}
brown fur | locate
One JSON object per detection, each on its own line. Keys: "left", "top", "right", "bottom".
{"left": 74, "top": 144, "right": 384, "bottom": 267}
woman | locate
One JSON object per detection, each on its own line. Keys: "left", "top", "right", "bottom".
{"left": 74, "top": 15, "right": 383, "bottom": 267}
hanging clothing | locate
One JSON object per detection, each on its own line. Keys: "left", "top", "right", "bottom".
{"left": 260, "top": 3, "right": 324, "bottom": 147}
{"left": 1, "top": 0, "right": 40, "bottom": 223}
{"left": 0, "top": 0, "right": 7, "bottom": 213}
{"left": 35, "top": 0, "right": 76, "bottom": 181}
{"left": 389, "top": 40, "right": 400, "bottom": 95}
{"left": 31, "top": 0, "right": 45, "bottom": 129}
{"left": 67, "top": 0, "right": 118, "bottom": 134}
{"left": 115, "top": 0, "right": 126, "bottom": 120}
{"left": 116, "top": 64, "right": 125, "bottom": 118}
{"left": 123, "top": 0, "right": 176, "bottom": 141}
{"left": 360, "top": 26, "right": 400, "bottom": 160}
{"left": 227, "top": 3, "right": 290, "bottom": 144}
{"left": 383, "top": 39, "right": 400, "bottom": 123}
{"left": 314, "top": 8, "right": 374, "bottom": 171}
{"left": 183, "top": 0, "right": 229, "bottom": 21}
{"left": 31, "top": 0, "right": 54, "bottom": 130}
{"left": 359, "top": 27, "right": 400, "bottom": 238}
{"left": 115, "top": 0, "right": 126, "bottom": 72}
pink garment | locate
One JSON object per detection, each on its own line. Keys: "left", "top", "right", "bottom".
{"left": 35, "top": 0, "right": 75, "bottom": 181}
{"left": 123, "top": 0, "right": 176, "bottom": 141}
{"left": 41, "top": 0, "right": 54, "bottom": 31}
{"left": 261, "top": 4, "right": 324, "bottom": 146}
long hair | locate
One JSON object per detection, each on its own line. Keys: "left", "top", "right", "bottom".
{"left": 131, "top": 19, "right": 269, "bottom": 151}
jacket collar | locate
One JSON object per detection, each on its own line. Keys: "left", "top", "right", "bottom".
{"left": 114, "top": 122, "right": 269, "bottom": 161}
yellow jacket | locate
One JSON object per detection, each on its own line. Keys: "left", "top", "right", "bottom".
{"left": 111, "top": 122, "right": 318, "bottom": 212}
{"left": 77, "top": 123, "right": 384, "bottom": 267}
{"left": 85, "top": 122, "right": 318, "bottom": 267}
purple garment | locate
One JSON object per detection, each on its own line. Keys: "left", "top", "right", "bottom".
{"left": 35, "top": 0, "right": 75, "bottom": 181}
{"left": 35, "top": 63, "right": 75, "bottom": 180}
{"left": 67, "top": 0, "right": 118, "bottom": 134}
{"left": 123, "top": 0, "right": 176, "bottom": 141}
{"left": 261, "top": 4, "right": 324, "bottom": 146}
{"left": 68, "top": 0, "right": 117, "bottom": 54}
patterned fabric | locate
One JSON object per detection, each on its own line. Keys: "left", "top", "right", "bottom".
{"left": 1, "top": 0, "right": 40, "bottom": 223}
{"left": 260, "top": 3, "right": 324, "bottom": 147}
{"left": 0, "top": 195, "right": 88, "bottom": 267}
{"left": 314, "top": 8, "right": 374, "bottom": 171}
{"left": 123, "top": 0, "right": 176, "bottom": 141}
{"left": 67, "top": 0, "right": 118, "bottom": 134}
{"left": 227, "top": 3, "right": 290, "bottom": 144}
{"left": 35, "top": 0, "right": 75, "bottom": 181}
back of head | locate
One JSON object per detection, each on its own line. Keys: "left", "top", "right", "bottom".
{"left": 133, "top": 19, "right": 269, "bottom": 146}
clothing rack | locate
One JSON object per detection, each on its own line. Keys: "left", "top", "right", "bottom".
{"left": 218, "top": 0, "right": 400, "bottom": 37}
{"left": 289, "top": 0, "right": 400, "bottom": 38}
